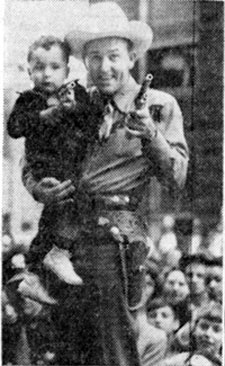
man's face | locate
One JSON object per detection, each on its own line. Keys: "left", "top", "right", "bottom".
{"left": 28, "top": 45, "right": 69, "bottom": 94}
{"left": 185, "top": 263, "right": 206, "bottom": 295}
{"left": 194, "top": 318, "right": 222, "bottom": 356}
{"left": 84, "top": 37, "right": 136, "bottom": 95}
{"left": 206, "top": 266, "right": 222, "bottom": 301}
{"left": 148, "top": 305, "right": 179, "bottom": 335}
{"left": 163, "top": 270, "right": 189, "bottom": 305}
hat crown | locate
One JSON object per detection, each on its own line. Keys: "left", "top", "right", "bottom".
{"left": 65, "top": 1, "right": 153, "bottom": 59}
{"left": 79, "top": 2, "right": 130, "bottom": 35}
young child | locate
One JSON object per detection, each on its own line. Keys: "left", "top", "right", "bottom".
{"left": 147, "top": 297, "right": 180, "bottom": 358}
{"left": 7, "top": 35, "right": 100, "bottom": 290}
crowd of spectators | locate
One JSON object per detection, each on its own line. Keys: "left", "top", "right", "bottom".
{"left": 2, "top": 214, "right": 223, "bottom": 366}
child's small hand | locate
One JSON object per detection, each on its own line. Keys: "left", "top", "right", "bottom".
{"left": 59, "top": 87, "right": 76, "bottom": 111}
{"left": 61, "top": 99, "right": 76, "bottom": 111}
{"left": 39, "top": 106, "right": 58, "bottom": 120}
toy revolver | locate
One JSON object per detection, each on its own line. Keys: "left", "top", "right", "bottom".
{"left": 57, "top": 79, "right": 79, "bottom": 103}
{"left": 134, "top": 73, "right": 153, "bottom": 110}
{"left": 125, "top": 73, "right": 153, "bottom": 136}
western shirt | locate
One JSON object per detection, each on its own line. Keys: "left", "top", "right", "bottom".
{"left": 22, "top": 75, "right": 188, "bottom": 236}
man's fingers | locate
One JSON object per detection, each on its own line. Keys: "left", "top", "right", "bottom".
{"left": 125, "top": 127, "right": 142, "bottom": 137}
{"left": 56, "top": 185, "right": 76, "bottom": 201}
{"left": 57, "top": 198, "right": 75, "bottom": 207}
{"left": 50, "top": 180, "right": 74, "bottom": 194}
{"left": 40, "top": 177, "right": 61, "bottom": 187}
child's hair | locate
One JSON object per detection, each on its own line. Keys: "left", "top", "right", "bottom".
{"left": 28, "top": 35, "right": 70, "bottom": 63}
{"left": 146, "top": 296, "right": 179, "bottom": 320}
{"left": 195, "top": 302, "right": 222, "bottom": 324}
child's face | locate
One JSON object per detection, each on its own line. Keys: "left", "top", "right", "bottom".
{"left": 148, "top": 305, "right": 179, "bottom": 335}
{"left": 28, "top": 45, "right": 69, "bottom": 94}
{"left": 194, "top": 317, "right": 222, "bottom": 356}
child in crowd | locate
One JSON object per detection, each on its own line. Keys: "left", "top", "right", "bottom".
{"left": 147, "top": 297, "right": 180, "bottom": 358}
{"left": 7, "top": 36, "right": 100, "bottom": 291}
{"left": 205, "top": 257, "right": 222, "bottom": 303}
{"left": 161, "top": 267, "right": 190, "bottom": 327}
{"left": 162, "top": 302, "right": 222, "bottom": 366}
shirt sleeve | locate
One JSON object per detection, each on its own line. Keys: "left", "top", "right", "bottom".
{"left": 142, "top": 93, "right": 189, "bottom": 190}
{"left": 138, "top": 325, "right": 167, "bottom": 366}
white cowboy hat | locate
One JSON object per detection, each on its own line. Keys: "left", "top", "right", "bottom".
{"left": 65, "top": 2, "right": 153, "bottom": 59}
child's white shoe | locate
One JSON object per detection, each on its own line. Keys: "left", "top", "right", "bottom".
{"left": 18, "top": 272, "right": 57, "bottom": 305}
{"left": 43, "top": 246, "right": 83, "bottom": 285}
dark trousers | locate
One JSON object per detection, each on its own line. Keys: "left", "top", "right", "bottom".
{"left": 30, "top": 228, "right": 143, "bottom": 366}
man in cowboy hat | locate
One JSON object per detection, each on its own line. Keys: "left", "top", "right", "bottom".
{"left": 21, "top": 2, "right": 188, "bottom": 365}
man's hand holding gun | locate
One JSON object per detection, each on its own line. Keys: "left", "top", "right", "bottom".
{"left": 125, "top": 74, "right": 157, "bottom": 141}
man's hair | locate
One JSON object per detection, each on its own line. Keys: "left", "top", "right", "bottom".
{"left": 163, "top": 266, "right": 184, "bottom": 281}
{"left": 179, "top": 253, "right": 210, "bottom": 272}
{"left": 196, "top": 302, "right": 222, "bottom": 323}
{"left": 81, "top": 36, "right": 134, "bottom": 59}
{"left": 27, "top": 35, "right": 70, "bottom": 63}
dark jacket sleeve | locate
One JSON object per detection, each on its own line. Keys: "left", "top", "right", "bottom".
{"left": 7, "top": 91, "right": 46, "bottom": 138}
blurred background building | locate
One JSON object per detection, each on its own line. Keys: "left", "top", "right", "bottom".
{"left": 3, "top": 0, "right": 223, "bottom": 252}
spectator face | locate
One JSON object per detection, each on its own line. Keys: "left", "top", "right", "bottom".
{"left": 84, "top": 37, "right": 136, "bottom": 95}
{"left": 163, "top": 270, "right": 189, "bottom": 305}
{"left": 206, "top": 265, "right": 222, "bottom": 302}
{"left": 185, "top": 263, "right": 206, "bottom": 295}
{"left": 148, "top": 305, "right": 179, "bottom": 335}
{"left": 28, "top": 45, "right": 69, "bottom": 93}
{"left": 194, "top": 317, "right": 222, "bottom": 356}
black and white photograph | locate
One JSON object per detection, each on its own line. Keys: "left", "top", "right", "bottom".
{"left": 2, "top": 1, "right": 223, "bottom": 365}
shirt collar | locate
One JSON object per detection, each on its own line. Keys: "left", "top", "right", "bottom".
{"left": 96, "top": 75, "right": 140, "bottom": 114}
{"left": 113, "top": 76, "right": 140, "bottom": 112}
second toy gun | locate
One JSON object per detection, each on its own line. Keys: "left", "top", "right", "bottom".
{"left": 125, "top": 73, "right": 153, "bottom": 137}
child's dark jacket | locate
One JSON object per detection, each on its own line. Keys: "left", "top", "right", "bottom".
{"left": 7, "top": 87, "right": 100, "bottom": 185}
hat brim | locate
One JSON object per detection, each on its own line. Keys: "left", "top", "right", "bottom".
{"left": 65, "top": 20, "right": 153, "bottom": 60}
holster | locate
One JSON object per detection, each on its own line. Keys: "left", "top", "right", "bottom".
{"left": 119, "top": 239, "right": 148, "bottom": 310}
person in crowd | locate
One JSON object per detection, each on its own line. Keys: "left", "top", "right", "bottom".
{"left": 179, "top": 253, "right": 210, "bottom": 311}
{"left": 2, "top": 224, "right": 60, "bottom": 366}
{"left": 162, "top": 302, "right": 222, "bottom": 366}
{"left": 190, "top": 217, "right": 203, "bottom": 254}
{"left": 146, "top": 297, "right": 180, "bottom": 358}
{"left": 158, "top": 215, "right": 178, "bottom": 259}
{"left": 173, "top": 253, "right": 220, "bottom": 352}
{"left": 134, "top": 302, "right": 167, "bottom": 366}
{"left": 206, "top": 220, "right": 223, "bottom": 258}
{"left": 144, "top": 262, "right": 162, "bottom": 301}
{"left": 205, "top": 256, "right": 222, "bottom": 303}
{"left": 20, "top": 2, "right": 188, "bottom": 364}
{"left": 161, "top": 267, "right": 190, "bottom": 327}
